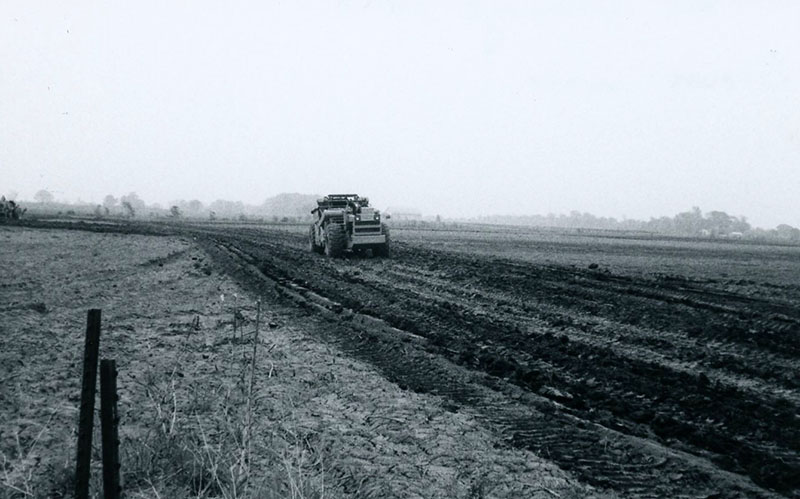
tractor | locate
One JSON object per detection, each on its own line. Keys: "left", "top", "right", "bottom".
{"left": 309, "top": 194, "right": 390, "bottom": 257}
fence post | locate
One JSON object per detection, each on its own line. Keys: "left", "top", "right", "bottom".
{"left": 74, "top": 309, "right": 102, "bottom": 499}
{"left": 100, "top": 359, "right": 121, "bottom": 499}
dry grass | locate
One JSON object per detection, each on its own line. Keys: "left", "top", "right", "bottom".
{"left": 2, "top": 303, "right": 330, "bottom": 499}
{"left": 116, "top": 301, "right": 331, "bottom": 499}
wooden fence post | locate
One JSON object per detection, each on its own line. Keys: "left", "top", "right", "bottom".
{"left": 74, "top": 309, "right": 101, "bottom": 499}
{"left": 100, "top": 359, "right": 121, "bottom": 499}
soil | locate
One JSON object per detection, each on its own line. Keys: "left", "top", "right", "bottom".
{"left": 3, "top": 219, "right": 799, "bottom": 498}
{"left": 0, "top": 225, "right": 595, "bottom": 498}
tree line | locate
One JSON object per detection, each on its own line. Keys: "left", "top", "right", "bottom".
{"left": 21, "top": 190, "right": 800, "bottom": 242}
{"left": 28, "top": 190, "right": 318, "bottom": 221}
{"left": 478, "top": 207, "right": 800, "bottom": 241}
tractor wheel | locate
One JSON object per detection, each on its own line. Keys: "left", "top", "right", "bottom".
{"left": 309, "top": 225, "right": 323, "bottom": 254}
{"left": 374, "top": 224, "right": 391, "bottom": 257}
{"left": 324, "top": 223, "right": 347, "bottom": 258}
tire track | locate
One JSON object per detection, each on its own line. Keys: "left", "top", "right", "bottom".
{"left": 200, "top": 234, "right": 785, "bottom": 498}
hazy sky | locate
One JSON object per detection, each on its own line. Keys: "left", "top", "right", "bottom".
{"left": 2, "top": 1, "right": 798, "bottom": 227}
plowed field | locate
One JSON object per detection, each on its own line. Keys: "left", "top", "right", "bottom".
{"left": 13, "top": 220, "right": 800, "bottom": 498}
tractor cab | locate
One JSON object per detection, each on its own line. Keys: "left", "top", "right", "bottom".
{"left": 312, "top": 194, "right": 368, "bottom": 215}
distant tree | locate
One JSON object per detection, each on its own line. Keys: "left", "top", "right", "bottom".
{"left": 103, "top": 195, "right": 118, "bottom": 209}
{"left": 34, "top": 189, "right": 54, "bottom": 203}
{"left": 121, "top": 201, "right": 135, "bottom": 218}
{"left": 186, "top": 199, "right": 203, "bottom": 215}
{"left": 707, "top": 211, "right": 735, "bottom": 235}
{"left": 674, "top": 207, "right": 704, "bottom": 235}
{"left": 775, "top": 224, "right": 800, "bottom": 241}
{"left": 120, "top": 192, "right": 146, "bottom": 213}
{"left": 731, "top": 215, "right": 751, "bottom": 233}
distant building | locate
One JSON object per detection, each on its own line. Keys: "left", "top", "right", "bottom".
{"left": 385, "top": 207, "right": 422, "bottom": 221}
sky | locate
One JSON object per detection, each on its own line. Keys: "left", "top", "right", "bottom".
{"left": 1, "top": 1, "right": 798, "bottom": 228}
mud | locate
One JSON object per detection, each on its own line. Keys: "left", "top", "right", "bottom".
{"left": 17, "top": 219, "right": 800, "bottom": 497}
{"left": 1, "top": 225, "right": 598, "bottom": 499}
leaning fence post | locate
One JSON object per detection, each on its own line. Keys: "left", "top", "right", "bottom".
{"left": 74, "top": 309, "right": 102, "bottom": 499}
{"left": 100, "top": 359, "right": 121, "bottom": 499}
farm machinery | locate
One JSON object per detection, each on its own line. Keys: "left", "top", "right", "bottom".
{"left": 309, "top": 194, "right": 390, "bottom": 257}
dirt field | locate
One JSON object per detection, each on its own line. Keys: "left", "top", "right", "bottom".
{"left": 0, "top": 225, "right": 595, "bottom": 498}
{"left": 2, "top": 221, "right": 799, "bottom": 498}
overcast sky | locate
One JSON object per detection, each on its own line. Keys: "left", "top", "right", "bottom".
{"left": 2, "top": 1, "right": 798, "bottom": 227}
